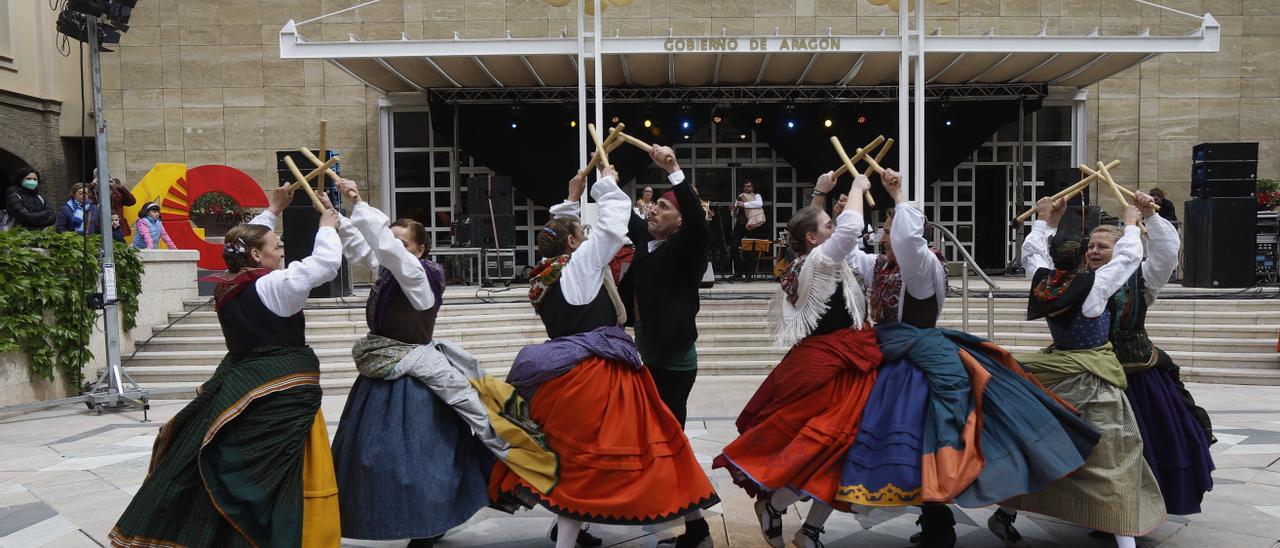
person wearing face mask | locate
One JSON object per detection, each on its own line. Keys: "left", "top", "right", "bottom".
{"left": 132, "top": 202, "right": 177, "bottom": 249}
{"left": 836, "top": 171, "right": 1099, "bottom": 548}
{"left": 4, "top": 167, "right": 54, "bottom": 230}
{"left": 328, "top": 179, "right": 556, "bottom": 548}
{"left": 55, "top": 183, "right": 103, "bottom": 234}
{"left": 490, "top": 164, "right": 718, "bottom": 548}
{"left": 1084, "top": 192, "right": 1214, "bottom": 518}
{"left": 111, "top": 184, "right": 344, "bottom": 547}
{"left": 1002, "top": 197, "right": 1167, "bottom": 548}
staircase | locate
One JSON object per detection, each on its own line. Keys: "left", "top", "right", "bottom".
{"left": 123, "top": 285, "right": 1280, "bottom": 398}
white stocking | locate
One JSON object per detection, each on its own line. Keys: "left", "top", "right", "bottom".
{"left": 805, "top": 503, "right": 834, "bottom": 528}
{"left": 1115, "top": 535, "right": 1136, "bottom": 548}
{"left": 769, "top": 488, "right": 802, "bottom": 511}
{"left": 555, "top": 516, "right": 582, "bottom": 548}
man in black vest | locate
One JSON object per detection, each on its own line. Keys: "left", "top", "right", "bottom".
{"left": 620, "top": 144, "right": 712, "bottom": 548}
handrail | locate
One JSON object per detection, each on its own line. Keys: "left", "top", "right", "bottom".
{"left": 929, "top": 223, "right": 999, "bottom": 339}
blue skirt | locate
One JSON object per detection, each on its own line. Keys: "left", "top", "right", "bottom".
{"left": 331, "top": 375, "right": 495, "bottom": 540}
{"left": 1126, "top": 366, "right": 1215, "bottom": 515}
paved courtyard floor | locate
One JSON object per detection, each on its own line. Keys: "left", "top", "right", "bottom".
{"left": 1, "top": 378, "right": 1279, "bottom": 547}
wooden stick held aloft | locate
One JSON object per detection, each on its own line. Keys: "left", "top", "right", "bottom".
{"left": 1079, "top": 163, "right": 1159, "bottom": 211}
{"left": 1013, "top": 159, "right": 1120, "bottom": 222}
{"left": 283, "top": 156, "right": 326, "bottom": 212}
{"left": 300, "top": 147, "right": 341, "bottom": 184}
{"left": 830, "top": 136, "right": 879, "bottom": 206}
{"left": 587, "top": 123, "right": 611, "bottom": 169}
{"left": 288, "top": 155, "right": 340, "bottom": 191}
{"left": 576, "top": 123, "right": 626, "bottom": 178}
{"left": 832, "top": 135, "right": 885, "bottom": 177}
{"left": 315, "top": 120, "right": 328, "bottom": 194}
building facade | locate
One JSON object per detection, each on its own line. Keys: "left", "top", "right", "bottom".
{"left": 88, "top": 0, "right": 1279, "bottom": 274}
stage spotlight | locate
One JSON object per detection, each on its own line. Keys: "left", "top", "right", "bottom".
{"left": 945, "top": 119, "right": 954, "bottom": 127}
{"left": 753, "top": 116, "right": 764, "bottom": 125}
{"left": 569, "top": 119, "right": 577, "bottom": 128}
{"left": 857, "top": 115, "right": 868, "bottom": 124}
{"left": 713, "top": 114, "right": 723, "bottom": 125}
{"left": 511, "top": 121, "right": 518, "bottom": 129}
{"left": 611, "top": 115, "right": 620, "bottom": 123}
{"left": 681, "top": 120, "right": 691, "bottom": 130}
{"left": 783, "top": 104, "right": 797, "bottom": 129}
{"left": 739, "top": 133, "right": 747, "bottom": 140}
{"left": 823, "top": 118, "right": 833, "bottom": 128}
{"left": 643, "top": 119, "right": 653, "bottom": 128}
{"left": 683, "top": 135, "right": 690, "bottom": 140}
{"left": 786, "top": 120, "right": 796, "bottom": 129}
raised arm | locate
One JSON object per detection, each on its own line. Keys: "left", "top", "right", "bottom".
{"left": 548, "top": 173, "right": 587, "bottom": 220}
{"left": 1082, "top": 205, "right": 1143, "bottom": 318}
{"left": 1022, "top": 196, "right": 1067, "bottom": 275}
{"left": 255, "top": 209, "right": 343, "bottom": 317}
{"left": 881, "top": 170, "right": 939, "bottom": 299}
{"left": 653, "top": 145, "right": 708, "bottom": 267}
{"left": 561, "top": 166, "right": 631, "bottom": 305}
{"left": 1134, "top": 191, "right": 1179, "bottom": 304}
{"left": 339, "top": 179, "right": 434, "bottom": 311}
{"left": 815, "top": 173, "right": 867, "bottom": 262}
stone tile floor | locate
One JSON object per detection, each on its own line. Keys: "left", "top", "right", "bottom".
{"left": 1, "top": 377, "right": 1279, "bottom": 547}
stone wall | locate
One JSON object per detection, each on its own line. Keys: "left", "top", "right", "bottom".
{"left": 98, "top": 0, "right": 1280, "bottom": 214}
{"left": 0, "top": 249, "right": 198, "bottom": 408}
{"left": 0, "top": 89, "right": 69, "bottom": 202}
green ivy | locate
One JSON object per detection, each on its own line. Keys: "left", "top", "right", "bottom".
{"left": 0, "top": 229, "right": 142, "bottom": 386}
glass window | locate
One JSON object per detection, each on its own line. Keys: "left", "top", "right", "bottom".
{"left": 676, "top": 147, "right": 693, "bottom": 162}
{"left": 393, "top": 111, "right": 430, "bottom": 148}
{"left": 433, "top": 170, "right": 451, "bottom": 187}
{"left": 435, "top": 190, "right": 451, "bottom": 209}
{"left": 394, "top": 152, "right": 430, "bottom": 188}
{"left": 433, "top": 151, "right": 452, "bottom": 168}
{"left": 1035, "top": 146, "right": 1072, "bottom": 181}
{"left": 1037, "top": 106, "right": 1071, "bottom": 142}
{"left": 756, "top": 147, "right": 772, "bottom": 161}
{"left": 695, "top": 147, "right": 713, "bottom": 163}
{"left": 997, "top": 146, "right": 1014, "bottom": 163}
{"left": 942, "top": 186, "right": 954, "bottom": 202}
{"left": 395, "top": 192, "right": 432, "bottom": 226}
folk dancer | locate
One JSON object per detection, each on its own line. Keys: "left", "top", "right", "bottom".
{"left": 713, "top": 172, "right": 884, "bottom": 548}
{"left": 110, "top": 183, "right": 343, "bottom": 547}
{"left": 836, "top": 171, "right": 1100, "bottom": 548}
{"left": 1003, "top": 197, "right": 1166, "bottom": 548}
{"left": 489, "top": 159, "right": 719, "bottom": 548}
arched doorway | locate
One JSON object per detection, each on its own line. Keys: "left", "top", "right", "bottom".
{"left": 0, "top": 148, "right": 32, "bottom": 188}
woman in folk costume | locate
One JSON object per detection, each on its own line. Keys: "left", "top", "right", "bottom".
{"left": 489, "top": 158, "right": 719, "bottom": 548}
{"left": 835, "top": 170, "right": 1100, "bottom": 548}
{"left": 712, "top": 173, "right": 884, "bottom": 548}
{"left": 1003, "top": 196, "right": 1166, "bottom": 548}
{"left": 324, "top": 180, "right": 556, "bottom": 546}
{"left": 111, "top": 184, "right": 343, "bottom": 548}
{"left": 1094, "top": 191, "right": 1214, "bottom": 516}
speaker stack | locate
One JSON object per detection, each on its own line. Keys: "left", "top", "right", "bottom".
{"left": 466, "top": 175, "right": 514, "bottom": 249}
{"left": 1182, "top": 142, "right": 1258, "bottom": 288}
{"left": 276, "top": 150, "right": 352, "bottom": 298}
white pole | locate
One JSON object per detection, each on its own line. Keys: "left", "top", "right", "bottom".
{"left": 897, "top": 0, "right": 910, "bottom": 192}
{"left": 593, "top": 0, "right": 604, "bottom": 168}
{"left": 914, "top": 0, "right": 926, "bottom": 206}
{"left": 577, "top": 1, "right": 587, "bottom": 169}
{"left": 87, "top": 16, "right": 124, "bottom": 396}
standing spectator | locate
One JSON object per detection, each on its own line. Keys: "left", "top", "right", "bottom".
{"left": 89, "top": 173, "right": 137, "bottom": 238}
{"left": 1149, "top": 187, "right": 1178, "bottom": 223}
{"left": 55, "top": 183, "right": 102, "bottom": 234}
{"left": 5, "top": 167, "right": 55, "bottom": 230}
{"left": 133, "top": 202, "right": 176, "bottom": 249}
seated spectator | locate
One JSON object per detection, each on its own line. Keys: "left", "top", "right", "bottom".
{"left": 5, "top": 167, "right": 55, "bottom": 230}
{"left": 133, "top": 202, "right": 176, "bottom": 249}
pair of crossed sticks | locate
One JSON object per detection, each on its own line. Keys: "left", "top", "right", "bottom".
{"left": 829, "top": 135, "right": 895, "bottom": 208}
{"left": 281, "top": 120, "right": 347, "bottom": 213}
{"left": 1013, "top": 159, "right": 1159, "bottom": 223}
{"left": 575, "top": 122, "right": 667, "bottom": 178}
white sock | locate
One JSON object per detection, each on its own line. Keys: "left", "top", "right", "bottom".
{"left": 555, "top": 516, "right": 582, "bottom": 548}
{"left": 805, "top": 503, "right": 833, "bottom": 528}
{"left": 769, "top": 488, "right": 802, "bottom": 511}
{"left": 685, "top": 509, "right": 703, "bottom": 522}
{"left": 1115, "top": 534, "right": 1136, "bottom": 548}
{"left": 997, "top": 505, "right": 1017, "bottom": 518}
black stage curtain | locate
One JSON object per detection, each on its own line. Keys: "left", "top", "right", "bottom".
{"left": 431, "top": 97, "right": 1042, "bottom": 211}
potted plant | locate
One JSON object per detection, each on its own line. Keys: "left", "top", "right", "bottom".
{"left": 1259, "top": 178, "right": 1279, "bottom": 212}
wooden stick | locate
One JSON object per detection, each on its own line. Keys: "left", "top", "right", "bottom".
{"left": 575, "top": 124, "right": 626, "bottom": 178}
{"left": 864, "top": 138, "right": 894, "bottom": 178}
{"left": 1079, "top": 163, "right": 1160, "bottom": 210}
{"left": 315, "top": 120, "right": 328, "bottom": 194}
{"left": 288, "top": 155, "right": 340, "bottom": 191}
{"left": 830, "top": 136, "right": 879, "bottom": 206}
{"left": 1096, "top": 161, "right": 1148, "bottom": 234}
{"left": 587, "top": 123, "right": 610, "bottom": 168}
{"left": 283, "top": 156, "right": 326, "bottom": 212}
{"left": 832, "top": 135, "right": 886, "bottom": 177}
{"left": 300, "top": 147, "right": 341, "bottom": 183}
{"left": 617, "top": 131, "right": 653, "bottom": 152}
{"left": 1014, "top": 159, "right": 1121, "bottom": 222}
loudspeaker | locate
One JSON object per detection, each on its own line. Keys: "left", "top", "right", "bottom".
{"left": 1191, "top": 179, "right": 1256, "bottom": 198}
{"left": 1193, "top": 142, "right": 1258, "bottom": 163}
{"left": 1044, "top": 168, "right": 1091, "bottom": 206}
{"left": 467, "top": 175, "right": 514, "bottom": 217}
{"left": 469, "top": 214, "right": 514, "bottom": 249}
{"left": 1183, "top": 197, "right": 1256, "bottom": 288}
{"left": 1193, "top": 160, "right": 1257, "bottom": 181}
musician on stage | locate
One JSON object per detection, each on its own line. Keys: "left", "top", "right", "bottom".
{"left": 730, "top": 180, "right": 766, "bottom": 279}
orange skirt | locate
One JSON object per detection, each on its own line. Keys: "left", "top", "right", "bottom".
{"left": 713, "top": 328, "right": 881, "bottom": 510}
{"left": 489, "top": 356, "right": 719, "bottom": 524}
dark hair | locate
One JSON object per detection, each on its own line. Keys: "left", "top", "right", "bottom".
{"left": 1148, "top": 187, "right": 1166, "bottom": 199}
{"left": 1051, "top": 239, "right": 1085, "bottom": 271}
{"left": 786, "top": 206, "right": 826, "bottom": 255}
{"left": 68, "top": 182, "right": 87, "bottom": 199}
{"left": 390, "top": 217, "right": 430, "bottom": 255}
{"left": 536, "top": 217, "right": 580, "bottom": 258}
{"left": 222, "top": 223, "right": 273, "bottom": 272}
{"left": 11, "top": 167, "right": 37, "bottom": 188}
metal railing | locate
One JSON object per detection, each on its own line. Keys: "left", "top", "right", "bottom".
{"left": 930, "top": 223, "right": 1000, "bottom": 339}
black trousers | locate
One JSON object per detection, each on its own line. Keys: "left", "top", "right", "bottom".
{"left": 730, "top": 222, "right": 764, "bottom": 277}
{"left": 647, "top": 367, "right": 698, "bottom": 428}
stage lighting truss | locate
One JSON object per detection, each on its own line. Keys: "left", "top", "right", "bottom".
{"left": 423, "top": 83, "right": 1046, "bottom": 105}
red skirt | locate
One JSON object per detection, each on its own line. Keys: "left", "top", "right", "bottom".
{"left": 712, "top": 328, "right": 882, "bottom": 510}
{"left": 489, "top": 356, "right": 719, "bottom": 524}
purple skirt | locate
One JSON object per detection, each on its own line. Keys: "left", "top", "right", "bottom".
{"left": 1125, "top": 367, "right": 1214, "bottom": 515}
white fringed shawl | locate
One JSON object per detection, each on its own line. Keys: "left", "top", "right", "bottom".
{"left": 769, "top": 244, "right": 867, "bottom": 349}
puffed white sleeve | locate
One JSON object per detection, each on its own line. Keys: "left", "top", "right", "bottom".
{"left": 1082, "top": 225, "right": 1143, "bottom": 318}
{"left": 349, "top": 202, "right": 435, "bottom": 311}
{"left": 1140, "top": 214, "right": 1180, "bottom": 304}
{"left": 743, "top": 193, "right": 764, "bottom": 208}
{"left": 890, "top": 202, "right": 938, "bottom": 299}
{"left": 254, "top": 227, "right": 342, "bottom": 317}
{"left": 248, "top": 209, "right": 276, "bottom": 229}
{"left": 844, "top": 214, "right": 878, "bottom": 284}
{"left": 549, "top": 199, "right": 581, "bottom": 220}
{"left": 1022, "top": 220, "right": 1056, "bottom": 275}
{"left": 560, "top": 175, "right": 629, "bottom": 305}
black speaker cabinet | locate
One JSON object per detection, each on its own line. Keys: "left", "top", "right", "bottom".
{"left": 1044, "top": 168, "right": 1091, "bottom": 207}
{"left": 469, "top": 214, "right": 514, "bottom": 249}
{"left": 1193, "top": 142, "right": 1258, "bottom": 163}
{"left": 467, "top": 175, "right": 514, "bottom": 217}
{"left": 1183, "top": 197, "right": 1256, "bottom": 288}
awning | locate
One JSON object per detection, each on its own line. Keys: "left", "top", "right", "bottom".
{"left": 278, "top": 16, "right": 1220, "bottom": 94}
